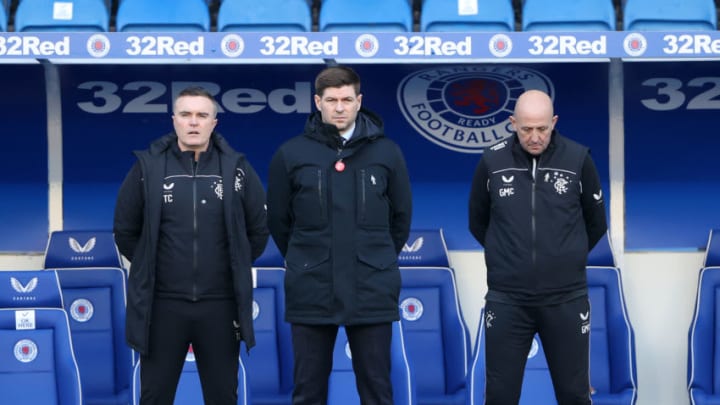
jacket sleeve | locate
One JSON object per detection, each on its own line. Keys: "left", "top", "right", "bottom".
{"left": 241, "top": 159, "right": 270, "bottom": 262}
{"left": 468, "top": 157, "right": 491, "bottom": 247}
{"left": 113, "top": 161, "right": 144, "bottom": 262}
{"left": 580, "top": 154, "right": 608, "bottom": 250}
{"left": 266, "top": 148, "right": 292, "bottom": 257}
{"left": 388, "top": 144, "right": 413, "bottom": 255}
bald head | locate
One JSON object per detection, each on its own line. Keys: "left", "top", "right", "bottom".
{"left": 510, "top": 90, "right": 557, "bottom": 155}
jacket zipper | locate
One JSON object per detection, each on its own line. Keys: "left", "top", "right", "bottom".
{"left": 531, "top": 157, "right": 537, "bottom": 266}
{"left": 192, "top": 157, "right": 199, "bottom": 301}
{"left": 360, "top": 169, "right": 366, "bottom": 222}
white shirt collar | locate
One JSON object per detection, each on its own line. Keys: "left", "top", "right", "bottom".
{"left": 341, "top": 122, "right": 356, "bottom": 144}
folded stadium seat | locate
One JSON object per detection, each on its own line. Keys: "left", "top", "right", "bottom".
{"left": 420, "top": 0, "right": 514, "bottom": 32}
{"left": 624, "top": 0, "right": 716, "bottom": 31}
{"left": 44, "top": 230, "right": 133, "bottom": 405}
{"left": 468, "top": 232, "right": 638, "bottom": 404}
{"left": 398, "top": 229, "right": 470, "bottom": 405}
{"left": 319, "top": 0, "right": 413, "bottom": 32}
{"left": 133, "top": 346, "right": 250, "bottom": 404}
{"left": 116, "top": 0, "right": 210, "bottom": 32}
{"left": 327, "top": 322, "right": 415, "bottom": 404}
{"left": 14, "top": 0, "right": 109, "bottom": 32}
{"left": 242, "top": 267, "right": 294, "bottom": 405}
{"left": 522, "top": 0, "right": 616, "bottom": 31}
{"left": 0, "top": 4, "right": 6, "bottom": 31}
{"left": 688, "top": 229, "right": 720, "bottom": 404}
{"left": 0, "top": 270, "right": 83, "bottom": 405}
{"left": 217, "top": 0, "right": 312, "bottom": 32}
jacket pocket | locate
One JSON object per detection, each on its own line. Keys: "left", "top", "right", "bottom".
{"left": 293, "top": 167, "right": 328, "bottom": 230}
{"left": 356, "top": 166, "right": 390, "bottom": 228}
{"left": 284, "top": 242, "right": 332, "bottom": 313}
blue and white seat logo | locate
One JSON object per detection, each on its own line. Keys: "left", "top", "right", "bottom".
{"left": 14, "top": 339, "right": 38, "bottom": 363}
{"left": 86, "top": 34, "right": 111, "bottom": 58}
{"left": 70, "top": 298, "right": 94, "bottom": 323}
{"left": 397, "top": 66, "right": 554, "bottom": 153}
{"left": 252, "top": 300, "right": 260, "bottom": 320}
{"left": 400, "top": 297, "right": 424, "bottom": 321}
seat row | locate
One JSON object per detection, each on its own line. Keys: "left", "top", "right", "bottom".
{"left": 0, "top": 228, "right": 649, "bottom": 404}
{"left": 1, "top": 0, "right": 717, "bottom": 33}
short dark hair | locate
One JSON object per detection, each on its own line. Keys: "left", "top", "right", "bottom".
{"left": 174, "top": 86, "right": 218, "bottom": 116}
{"left": 315, "top": 66, "right": 361, "bottom": 97}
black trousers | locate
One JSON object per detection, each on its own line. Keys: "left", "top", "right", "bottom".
{"left": 484, "top": 296, "right": 591, "bottom": 405}
{"left": 139, "top": 298, "right": 240, "bottom": 405}
{"left": 291, "top": 322, "right": 393, "bottom": 405}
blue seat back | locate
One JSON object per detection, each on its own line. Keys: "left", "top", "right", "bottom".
{"left": 328, "top": 322, "right": 415, "bottom": 404}
{"left": 522, "top": 0, "right": 616, "bottom": 31}
{"left": 319, "top": 0, "right": 412, "bottom": 32}
{"left": 587, "top": 266, "right": 638, "bottom": 404}
{"left": 624, "top": 0, "right": 717, "bottom": 31}
{"left": 242, "top": 268, "right": 293, "bottom": 404}
{"left": 0, "top": 309, "right": 83, "bottom": 405}
{"left": 55, "top": 268, "right": 132, "bottom": 404}
{"left": 421, "top": 0, "right": 514, "bottom": 32}
{"left": 14, "top": 0, "right": 109, "bottom": 32}
{"left": 588, "top": 231, "right": 616, "bottom": 267}
{"left": 44, "top": 231, "right": 133, "bottom": 405}
{"left": 0, "top": 270, "right": 64, "bottom": 308}
{"left": 399, "top": 267, "right": 469, "bottom": 404}
{"left": 688, "top": 234, "right": 720, "bottom": 405}
{"left": 133, "top": 347, "right": 249, "bottom": 404}
{"left": 116, "top": 0, "right": 210, "bottom": 32}
{"left": 399, "top": 229, "right": 451, "bottom": 268}
{"left": 44, "top": 230, "right": 124, "bottom": 270}
{"left": 218, "top": 0, "right": 311, "bottom": 32}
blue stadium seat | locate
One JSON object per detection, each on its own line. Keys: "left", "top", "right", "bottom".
{"left": 242, "top": 268, "right": 294, "bottom": 405}
{"left": 688, "top": 229, "right": 720, "bottom": 404}
{"left": 0, "top": 270, "right": 82, "bottom": 405}
{"left": 319, "top": 0, "right": 413, "bottom": 32}
{"left": 399, "top": 229, "right": 470, "bottom": 405}
{"left": 420, "top": 0, "right": 514, "bottom": 32}
{"left": 522, "top": 0, "right": 616, "bottom": 31}
{"left": 468, "top": 268, "right": 637, "bottom": 404}
{"left": 14, "top": 0, "right": 109, "bottom": 32}
{"left": 44, "top": 230, "right": 133, "bottom": 405}
{"left": 217, "top": 0, "right": 312, "bottom": 32}
{"left": 624, "top": 0, "right": 716, "bottom": 31}
{"left": 44, "top": 230, "right": 125, "bottom": 271}
{"left": 116, "top": 0, "right": 210, "bottom": 32}
{"left": 133, "top": 347, "right": 250, "bottom": 404}
{"left": 0, "top": 4, "right": 6, "bottom": 32}
{"left": 327, "top": 322, "right": 415, "bottom": 404}
{"left": 587, "top": 266, "right": 638, "bottom": 404}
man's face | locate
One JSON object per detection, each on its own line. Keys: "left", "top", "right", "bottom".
{"left": 172, "top": 95, "right": 217, "bottom": 153}
{"left": 510, "top": 111, "right": 557, "bottom": 156}
{"left": 314, "top": 85, "right": 362, "bottom": 135}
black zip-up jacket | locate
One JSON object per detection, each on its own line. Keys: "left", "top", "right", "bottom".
{"left": 114, "top": 132, "right": 269, "bottom": 354}
{"left": 468, "top": 131, "right": 607, "bottom": 300}
{"left": 267, "top": 108, "right": 412, "bottom": 325}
